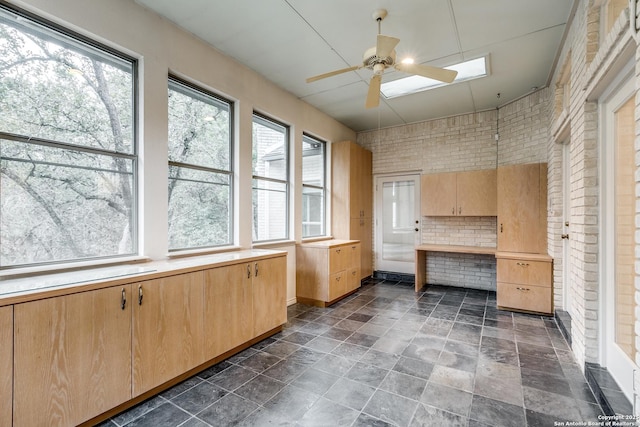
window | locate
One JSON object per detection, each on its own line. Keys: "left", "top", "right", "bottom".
{"left": 301, "top": 134, "right": 326, "bottom": 238}
{"left": 0, "top": 5, "right": 137, "bottom": 268}
{"left": 252, "top": 114, "right": 289, "bottom": 242}
{"left": 167, "top": 77, "right": 233, "bottom": 250}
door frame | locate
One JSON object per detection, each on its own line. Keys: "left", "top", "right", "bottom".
{"left": 562, "top": 140, "right": 573, "bottom": 316}
{"left": 374, "top": 173, "right": 421, "bottom": 274}
{"left": 598, "top": 60, "right": 636, "bottom": 400}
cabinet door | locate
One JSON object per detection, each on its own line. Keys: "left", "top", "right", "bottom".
{"left": 204, "top": 264, "right": 253, "bottom": 359}
{"left": 253, "top": 256, "right": 287, "bottom": 336}
{"left": 456, "top": 169, "right": 497, "bottom": 216}
{"left": 350, "top": 218, "right": 372, "bottom": 279}
{"left": 497, "top": 164, "right": 543, "bottom": 252}
{"left": 0, "top": 306, "right": 11, "bottom": 427}
{"left": 14, "top": 286, "right": 132, "bottom": 426}
{"left": 133, "top": 272, "right": 204, "bottom": 396}
{"left": 358, "top": 147, "right": 373, "bottom": 219}
{"left": 421, "top": 172, "right": 457, "bottom": 216}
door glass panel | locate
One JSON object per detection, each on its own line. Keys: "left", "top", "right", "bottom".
{"left": 614, "top": 96, "right": 635, "bottom": 360}
{"left": 381, "top": 180, "right": 415, "bottom": 262}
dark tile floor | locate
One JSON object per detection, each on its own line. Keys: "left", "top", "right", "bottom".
{"left": 99, "top": 279, "right": 603, "bottom": 427}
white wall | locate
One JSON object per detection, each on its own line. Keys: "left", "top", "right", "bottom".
{"left": 9, "top": 0, "right": 356, "bottom": 304}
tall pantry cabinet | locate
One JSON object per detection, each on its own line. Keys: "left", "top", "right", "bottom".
{"left": 331, "top": 141, "right": 373, "bottom": 279}
{"left": 496, "top": 163, "right": 553, "bottom": 314}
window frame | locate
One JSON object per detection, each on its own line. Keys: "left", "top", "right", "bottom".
{"left": 0, "top": 3, "right": 139, "bottom": 270}
{"left": 167, "top": 75, "right": 234, "bottom": 252}
{"left": 301, "top": 133, "right": 327, "bottom": 238}
{"left": 251, "top": 113, "right": 290, "bottom": 243}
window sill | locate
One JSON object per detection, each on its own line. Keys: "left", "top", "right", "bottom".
{"left": 167, "top": 245, "right": 242, "bottom": 259}
{"left": 301, "top": 236, "right": 334, "bottom": 243}
{"left": 0, "top": 255, "right": 151, "bottom": 280}
{"left": 252, "top": 240, "right": 296, "bottom": 249}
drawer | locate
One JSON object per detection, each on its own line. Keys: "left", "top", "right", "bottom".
{"left": 329, "top": 246, "right": 350, "bottom": 274}
{"left": 497, "top": 282, "right": 552, "bottom": 314}
{"left": 346, "top": 268, "right": 361, "bottom": 293}
{"left": 328, "top": 271, "right": 347, "bottom": 301}
{"left": 348, "top": 244, "right": 361, "bottom": 269}
{"left": 497, "top": 258, "right": 552, "bottom": 287}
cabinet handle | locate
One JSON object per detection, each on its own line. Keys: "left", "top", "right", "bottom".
{"left": 336, "top": 249, "right": 341, "bottom": 254}
{"left": 121, "top": 288, "right": 126, "bottom": 310}
{"left": 336, "top": 276, "right": 341, "bottom": 281}
{"left": 247, "top": 264, "right": 251, "bottom": 278}
{"left": 255, "top": 262, "right": 259, "bottom": 277}
{"left": 452, "top": 207, "right": 455, "bottom": 215}
{"left": 138, "top": 285, "right": 143, "bottom": 306}
{"left": 352, "top": 271, "right": 356, "bottom": 276}
{"left": 516, "top": 262, "right": 530, "bottom": 267}
{"left": 459, "top": 207, "right": 462, "bottom": 215}
{"left": 516, "top": 287, "right": 531, "bottom": 291}
{"left": 500, "top": 223, "right": 503, "bottom": 233}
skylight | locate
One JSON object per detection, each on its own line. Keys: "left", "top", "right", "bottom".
{"left": 381, "top": 56, "right": 488, "bottom": 99}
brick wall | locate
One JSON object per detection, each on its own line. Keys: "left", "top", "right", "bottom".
{"left": 358, "top": 101, "right": 548, "bottom": 291}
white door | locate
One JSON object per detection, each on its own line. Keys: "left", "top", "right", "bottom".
{"left": 562, "top": 141, "right": 573, "bottom": 316}
{"left": 601, "top": 70, "right": 636, "bottom": 401}
{"left": 375, "top": 174, "right": 420, "bottom": 274}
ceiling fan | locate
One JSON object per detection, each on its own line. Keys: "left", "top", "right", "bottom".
{"left": 306, "top": 9, "right": 458, "bottom": 109}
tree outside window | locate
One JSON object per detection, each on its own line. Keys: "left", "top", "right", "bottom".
{"left": 168, "top": 78, "right": 233, "bottom": 250}
{"left": 0, "top": 5, "right": 136, "bottom": 268}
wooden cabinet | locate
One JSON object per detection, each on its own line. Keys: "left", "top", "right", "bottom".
{"left": 497, "top": 163, "right": 547, "bottom": 253}
{"left": 296, "top": 240, "right": 361, "bottom": 306}
{"left": 497, "top": 255, "right": 553, "bottom": 314}
{"left": 204, "top": 255, "right": 286, "bottom": 358}
{"left": 0, "top": 306, "right": 12, "bottom": 427}
{"left": 496, "top": 162, "right": 552, "bottom": 314}
{"left": 332, "top": 141, "right": 372, "bottom": 279}
{"left": 253, "top": 256, "right": 287, "bottom": 337}
{"left": 132, "top": 272, "right": 205, "bottom": 396}
{"left": 421, "top": 169, "right": 497, "bottom": 216}
{"left": 14, "top": 286, "right": 132, "bottom": 426}
{"left": 204, "top": 263, "right": 253, "bottom": 359}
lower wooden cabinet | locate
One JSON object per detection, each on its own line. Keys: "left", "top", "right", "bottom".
{"left": 496, "top": 254, "right": 553, "bottom": 314}
{"left": 13, "top": 286, "right": 132, "bottom": 427}
{"left": 7, "top": 250, "right": 287, "bottom": 426}
{"left": 204, "top": 263, "right": 253, "bottom": 359}
{"left": 296, "top": 239, "right": 361, "bottom": 306}
{"left": 0, "top": 306, "right": 12, "bottom": 427}
{"left": 253, "top": 256, "right": 287, "bottom": 336}
{"left": 132, "top": 272, "right": 205, "bottom": 396}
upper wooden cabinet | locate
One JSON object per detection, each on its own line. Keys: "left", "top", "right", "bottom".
{"left": 497, "top": 163, "right": 548, "bottom": 253}
{"left": 132, "top": 272, "right": 205, "bottom": 397}
{"left": 14, "top": 286, "right": 132, "bottom": 426}
{"left": 421, "top": 169, "right": 497, "bottom": 216}
{"left": 332, "top": 140, "right": 372, "bottom": 279}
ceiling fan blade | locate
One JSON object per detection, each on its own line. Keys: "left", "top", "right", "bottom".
{"left": 306, "top": 65, "right": 361, "bottom": 83}
{"left": 395, "top": 63, "right": 458, "bottom": 83}
{"left": 365, "top": 74, "right": 382, "bottom": 109}
{"left": 376, "top": 34, "right": 400, "bottom": 58}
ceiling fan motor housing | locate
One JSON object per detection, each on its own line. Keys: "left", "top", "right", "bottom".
{"left": 363, "top": 46, "right": 396, "bottom": 73}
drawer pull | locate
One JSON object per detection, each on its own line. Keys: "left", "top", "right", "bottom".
{"left": 336, "top": 249, "right": 341, "bottom": 254}
{"left": 516, "top": 287, "right": 531, "bottom": 291}
{"left": 335, "top": 276, "right": 341, "bottom": 282}
{"left": 138, "top": 285, "right": 143, "bottom": 305}
{"left": 255, "top": 262, "right": 259, "bottom": 277}
{"left": 516, "top": 262, "right": 530, "bottom": 267}
{"left": 247, "top": 264, "right": 251, "bottom": 278}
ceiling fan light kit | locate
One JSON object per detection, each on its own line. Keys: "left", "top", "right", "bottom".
{"left": 306, "top": 9, "right": 458, "bottom": 109}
